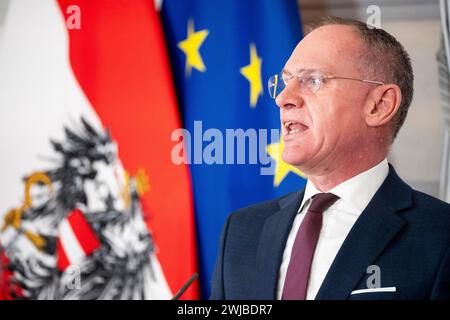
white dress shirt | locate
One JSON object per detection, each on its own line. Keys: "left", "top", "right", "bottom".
{"left": 276, "top": 159, "right": 389, "bottom": 300}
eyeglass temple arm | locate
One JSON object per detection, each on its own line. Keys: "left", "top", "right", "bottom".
{"left": 325, "top": 75, "right": 384, "bottom": 85}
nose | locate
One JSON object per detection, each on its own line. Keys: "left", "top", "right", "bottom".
{"left": 275, "top": 80, "right": 304, "bottom": 110}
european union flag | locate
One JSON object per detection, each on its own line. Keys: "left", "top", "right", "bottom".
{"left": 161, "top": 0, "right": 306, "bottom": 298}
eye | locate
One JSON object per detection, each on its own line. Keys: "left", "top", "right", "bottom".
{"left": 307, "top": 75, "right": 323, "bottom": 92}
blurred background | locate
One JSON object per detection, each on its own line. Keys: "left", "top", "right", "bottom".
{"left": 0, "top": 0, "right": 448, "bottom": 300}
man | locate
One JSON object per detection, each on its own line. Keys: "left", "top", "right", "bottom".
{"left": 210, "top": 17, "right": 450, "bottom": 300}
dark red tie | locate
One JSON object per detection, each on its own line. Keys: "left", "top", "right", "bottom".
{"left": 282, "top": 193, "right": 339, "bottom": 300}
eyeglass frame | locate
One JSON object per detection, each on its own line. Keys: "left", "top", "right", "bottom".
{"left": 268, "top": 69, "right": 385, "bottom": 98}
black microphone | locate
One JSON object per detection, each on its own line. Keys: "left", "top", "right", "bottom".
{"left": 171, "top": 273, "right": 199, "bottom": 300}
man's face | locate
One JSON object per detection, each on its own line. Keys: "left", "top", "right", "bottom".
{"left": 277, "top": 25, "right": 374, "bottom": 174}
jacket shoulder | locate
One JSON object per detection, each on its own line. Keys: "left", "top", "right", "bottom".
{"left": 230, "top": 192, "right": 298, "bottom": 222}
{"left": 410, "top": 189, "right": 450, "bottom": 224}
{"left": 412, "top": 189, "right": 450, "bottom": 211}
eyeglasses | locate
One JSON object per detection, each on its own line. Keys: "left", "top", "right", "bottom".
{"left": 267, "top": 69, "right": 384, "bottom": 98}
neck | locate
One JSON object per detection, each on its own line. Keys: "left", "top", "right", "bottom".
{"left": 302, "top": 147, "right": 388, "bottom": 192}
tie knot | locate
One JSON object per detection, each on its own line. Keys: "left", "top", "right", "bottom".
{"left": 308, "top": 193, "right": 339, "bottom": 213}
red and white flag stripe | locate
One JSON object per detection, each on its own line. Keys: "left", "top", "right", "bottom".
{"left": 57, "top": 209, "right": 101, "bottom": 271}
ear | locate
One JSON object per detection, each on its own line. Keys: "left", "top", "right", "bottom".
{"left": 364, "top": 84, "right": 402, "bottom": 127}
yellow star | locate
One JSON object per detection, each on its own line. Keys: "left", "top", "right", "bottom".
{"left": 177, "top": 19, "right": 209, "bottom": 76}
{"left": 266, "top": 139, "right": 305, "bottom": 187}
{"left": 240, "top": 44, "right": 263, "bottom": 108}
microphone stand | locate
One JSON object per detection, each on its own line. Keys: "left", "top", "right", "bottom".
{"left": 171, "top": 273, "right": 199, "bottom": 300}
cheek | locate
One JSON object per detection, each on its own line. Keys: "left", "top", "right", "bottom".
{"left": 308, "top": 103, "right": 334, "bottom": 139}
{"left": 316, "top": 91, "right": 364, "bottom": 130}
{"left": 306, "top": 106, "right": 352, "bottom": 154}
{"left": 324, "top": 111, "right": 366, "bottom": 151}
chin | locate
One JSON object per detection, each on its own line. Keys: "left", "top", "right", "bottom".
{"left": 281, "top": 146, "right": 308, "bottom": 167}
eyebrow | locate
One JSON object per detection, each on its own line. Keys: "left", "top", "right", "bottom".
{"left": 282, "top": 68, "right": 317, "bottom": 75}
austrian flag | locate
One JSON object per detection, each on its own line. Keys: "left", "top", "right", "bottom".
{"left": 0, "top": 0, "right": 198, "bottom": 299}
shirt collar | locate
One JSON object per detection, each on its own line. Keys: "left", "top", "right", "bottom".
{"left": 299, "top": 159, "right": 389, "bottom": 213}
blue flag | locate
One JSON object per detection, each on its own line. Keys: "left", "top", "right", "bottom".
{"left": 161, "top": 0, "right": 306, "bottom": 298}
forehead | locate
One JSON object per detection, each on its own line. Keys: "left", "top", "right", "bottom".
{"left": 284, "top": 24, "right": 365, "bottom": 75}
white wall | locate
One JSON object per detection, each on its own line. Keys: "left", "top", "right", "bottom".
{"left": 387, "top": 19, "right": 442, "bottom": 197}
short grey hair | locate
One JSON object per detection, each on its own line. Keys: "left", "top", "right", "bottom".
{"left": 309, "top": 16, "right": 414, "bottom": 141}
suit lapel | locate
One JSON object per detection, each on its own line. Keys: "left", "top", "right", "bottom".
{"left": 251, "top": 190, "right": 304, "bottom": 299}
{"left": 315, "top": 165, "right": 412, "bottom": 300}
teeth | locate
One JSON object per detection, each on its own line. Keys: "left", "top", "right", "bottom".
{"left": 284, "top": 121, "right": 299, "bottom": 135}
{"left": 284, "top": 121, "right": 296, "bottom": 128}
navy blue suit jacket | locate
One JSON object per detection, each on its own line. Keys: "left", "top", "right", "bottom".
{"left": 210, "top": 165, "right": 450, "bottom": 299}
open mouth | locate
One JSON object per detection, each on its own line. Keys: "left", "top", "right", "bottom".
{"left": 283, "top": 121, "right": 309, "bottom": 135}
